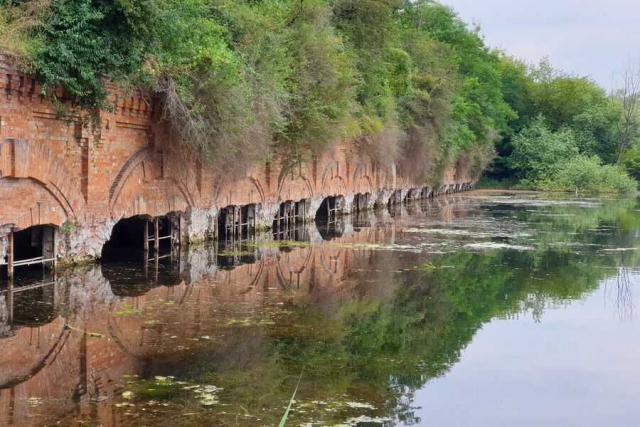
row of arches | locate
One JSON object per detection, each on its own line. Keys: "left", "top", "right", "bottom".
{"left": 1, "top": 183, "right": 474, "bottom": 282}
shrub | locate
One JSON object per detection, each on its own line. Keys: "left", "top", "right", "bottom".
{"left": 537, "top": 155, "right": 637, "bottom": 194}
{"left": 508, "top": 116, "right": 579, "bottom": 182}
{"left": 622, "top": 141, "right": 640, "bottom": 181}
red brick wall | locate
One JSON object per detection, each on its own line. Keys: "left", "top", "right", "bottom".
{"left": 0, "top": 62, "right": 476, "bottom": 259}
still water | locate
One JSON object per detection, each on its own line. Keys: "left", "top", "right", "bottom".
{"left": 1, "top": 192, "right": 640, "bottom": 426}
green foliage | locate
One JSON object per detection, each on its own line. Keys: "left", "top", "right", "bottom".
{"left": 30, "top": 0, "right": 155, "bottom": 109}
{"left": 0, "top": 0, "right": 44, "bottom": 62}
{"left": 622, "top": 141, "right": 640, "bottom": 180}
{"left": 489, "top": 57, "right": 630, "bottom": 184}
{"left": 538, "top": 155, "right": 637, "bottom": 194}
{"left": 529, "top": 59, "right": 610, "bottom": 131}
{"left": 0, "top": 0, "right": 635, "bottom": 186}
{"left": 509, "top": 116, "right": 579, "bottom": 182}
{"left": 508, "top": 116, "right": 635, "bottom": 193}
{"left": 280, "top": 0, "right": 356, "bottom": 152}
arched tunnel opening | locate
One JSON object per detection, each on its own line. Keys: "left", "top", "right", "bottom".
{"left": 316, "top": 196, "right": 345, "bottom": 241}
{"left": 388, "top": 189, "right": 403, "bottom": 207}
{"left": 273, "top": 199, "right": 308, "bottom": 241}
{"left": 1, "top": 225, "right": 57, "bottom": 282}
{"left": 101, "top": 216, "right": 149, "bottom": 262}
{"left": 351, "top": 193, "right": 372, "bottom": 229}
{"left": 218, "top": 204, "right": 257, "bottom": 244}
{"left": 421, "top": 187, "right": 434, "bottom": 199}
{"left": 352, "top": 193, "right": 371, "bottom": 213}
{"left": 315, "top": 196, "right": 344, "bottom": 221}
{"left": 101, "top": 214, "right": 180, "bottom": 263}
{"left": 404, "top": 188, "right": 420, "bottom": 203}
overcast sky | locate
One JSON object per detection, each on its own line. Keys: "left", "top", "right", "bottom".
{"left": 441, "top": 0, "right": 640, "bottom": 89}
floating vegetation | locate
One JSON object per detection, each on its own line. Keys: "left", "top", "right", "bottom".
{"left": 119, "top": 376, "right": 223, "bottom": 408}
{"left": 336, "top": 415, "right": 391, "bottom": 426}
{"left": 245, "top": 241, "right": 311, "bottom": 249}
{"left": 333, "top": 242, "right": 423, "bottom": 253}
{"left": 403, "top": 228, "right": 533, "bottom": 239}
{"left": 26, "top": 397, "right": 43, "bottom": 406}
{"left": 464, "top": 242, "right": 535, "bottom": 251}
{"left": 115, "top": 301, "right": 141, "bottom": 316}
{"left": 225, "top": 317, "right": 275, "bottom": 327}
{"left": 216, "top": 250, "right": 256, "bottom": 257}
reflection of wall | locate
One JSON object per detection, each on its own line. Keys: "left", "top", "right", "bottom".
{"left": 0, "top": 207, "right": 445, "bottom": 426}
{"left": 0, "top": 62, "right": 476, "bottom": 263}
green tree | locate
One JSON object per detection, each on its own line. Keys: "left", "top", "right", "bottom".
{"left": 509, "top": 116, "right": 578, "bottom": 182}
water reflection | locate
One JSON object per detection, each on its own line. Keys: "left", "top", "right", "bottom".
{"left": 0, "top": 193, "right": 639, "bottom": 426}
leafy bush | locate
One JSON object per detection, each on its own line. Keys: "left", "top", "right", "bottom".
{"left": 537, "top": 155, "right": 637, "bottom": 194}
{"left": 622, "top": 142, "right": 640, "bottom": 181}
{"left": 509, "top": 116, "right": 579, "bottom": 181}
{"left": 0, "top": 1, "right": 45, "bottom": 62}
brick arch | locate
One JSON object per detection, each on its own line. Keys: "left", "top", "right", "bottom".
{"left": 109, "top": 148, "right": 193, "bottom": 218}
{"left": 276, "top": 161, "right": 313, "bottom": 202}
{"left": 277, "top": 175, "right": 313, "bottom": 202}
{"left": 352, "top": 162, "right": 374, "bottom": 195}
{"left": 0, "top": 139, "right": 83, "bottom": 221}
{"left": 0, "top": 178, "right": 68, "bottom": 230}
{"left": 213, "top": 173, "right": 267, "bottom": 207}
{"left": 320, "top": 160, "right": 348, "bottom": 197}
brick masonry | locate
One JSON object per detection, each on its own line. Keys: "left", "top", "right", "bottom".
{"left": 0, "top": 200, "right": 473, "bottom": 425}
{"left": 0, "top": 60, "right": 477, "bottom": 263}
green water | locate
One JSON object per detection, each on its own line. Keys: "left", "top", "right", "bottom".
{"left": 2, "top": 192, "right": 640, "bottom": 426}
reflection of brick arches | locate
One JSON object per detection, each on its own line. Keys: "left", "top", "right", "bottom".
{"left": 217, "top": 261, "right": 265, "bottom": 290}
{"left": 0, "top": 319, "right": 72, "bottom": 390}
{"left": 0, "top": 139, "right": 83, "bottom": 223}
{"left": 109, "top": 148, "right": 193, "bottom": 218}
{"left": 275, "top": 247, "right": 313, "bottom": 289}
{"left": 106, "top": 285, "right": 190, "bottom": 359}
{"left": 319, "top": 250, "right": 344, "bottom": 276}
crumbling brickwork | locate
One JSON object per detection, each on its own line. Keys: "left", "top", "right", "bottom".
{"left": 0, "top": 61, "right": 476, "bottom": 262}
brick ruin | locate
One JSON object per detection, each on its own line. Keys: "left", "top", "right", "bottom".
{"left": 0, "top": 198, "right": 474, "bottom": 425}
{"left": 0, "top": 59, "right": 476, "bottom": 268}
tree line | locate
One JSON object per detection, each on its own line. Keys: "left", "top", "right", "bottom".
{"left": 0, "top": 0, "right": 638, "bottom": 191}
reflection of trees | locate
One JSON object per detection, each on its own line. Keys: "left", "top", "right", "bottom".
{"left": 171, "top": 246, "right": 627, "bottom": 426}
{"left": 129, "top": 196, "right": 640, "bottom": 426}
{"left": 605, "top": 268, "right": 636, "bottom": 321}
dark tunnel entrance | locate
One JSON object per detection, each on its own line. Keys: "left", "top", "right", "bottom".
{"left": 352, "top": 193, "right": 371, "bottom": 213}
{"left": 315, "top": 196, "right": 344, "bottom": 222}
{"left": 218, "top": 204, "right": 257, "bottom": 244}
{"left": 101, "top": 216, "right": 149, "bottom": 262}
{"left": 273, "top": 200, "right": 308, "bottom": 241}
{"left": 316, "top": 196, "right": 345, "bottom": 241}
{"left": 1, "top": 225, "right": 56, "bottom": 282}
{"left": 101, "top": 215, "right": 180, "bottom": 263}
